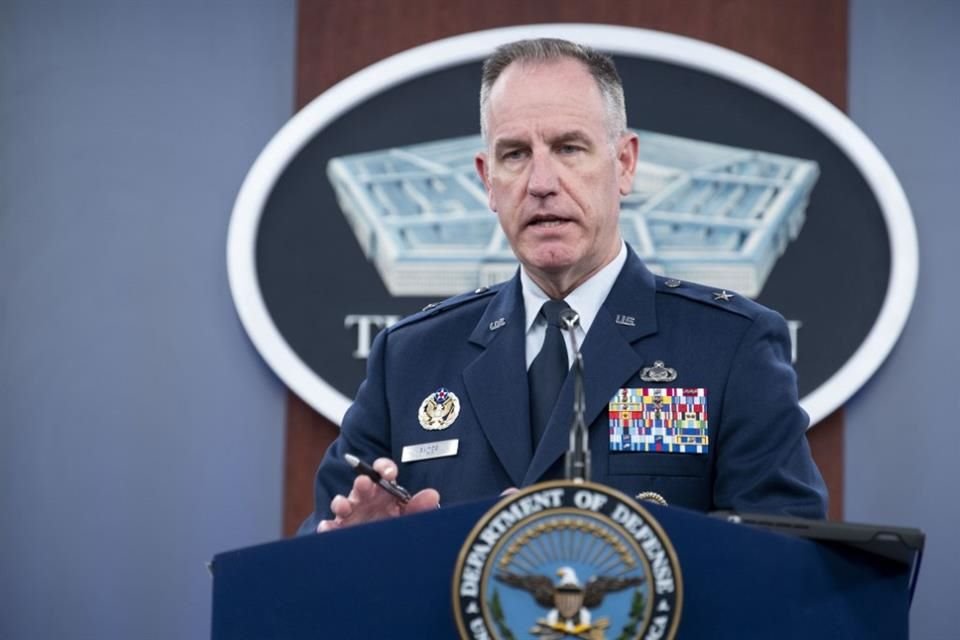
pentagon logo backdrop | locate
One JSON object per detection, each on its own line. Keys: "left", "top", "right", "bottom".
{"left": 228, "top": 25, "right": 917, "bottom": 426}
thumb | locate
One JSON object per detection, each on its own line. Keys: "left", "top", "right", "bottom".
{"left": 404, "top": 488, "right": 441, "bottom": 514}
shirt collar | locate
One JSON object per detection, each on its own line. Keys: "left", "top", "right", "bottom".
{"left": 521, "top": 241, "right": 628, "bottom": 333}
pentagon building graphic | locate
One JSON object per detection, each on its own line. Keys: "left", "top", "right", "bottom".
{"left": 327, "top": 132, "right": 819, "bottom": 298}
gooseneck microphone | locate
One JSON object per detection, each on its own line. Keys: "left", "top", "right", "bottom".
{"left": 559, "top": 308, "right": 590, "bottom": 483}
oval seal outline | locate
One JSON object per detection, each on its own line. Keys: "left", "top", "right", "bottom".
{"left": 227, "top": 23, "right": 918, "bottom": 426}
{"left": 450, "top": 480, "right": 683, "bottom": 640}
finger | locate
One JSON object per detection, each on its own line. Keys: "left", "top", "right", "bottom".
{"left": 372, "top": 457, "right": 398, "bottom": 481}
{"left": 349, "top": 474, "right": 377, "bottom": 502}
{"left": 500, "top": 487, "right": 519, "bottom": 496}
{"left": 345, "top": 479, "right": 403, "bottom": 524}
{"left": 330, "top": 494, "right": 353, "bottom": 520}
{"left": 317, "top": 519, "right": 340, "bottom": 533}
{"left": 403, "top": 488, "right": 441, "bottom": 515}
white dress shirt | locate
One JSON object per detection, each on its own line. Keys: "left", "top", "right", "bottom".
{"left": 521, "top": 242, "right": 628, "bottom": 370}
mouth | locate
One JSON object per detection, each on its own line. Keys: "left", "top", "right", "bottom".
{"left": 525, "top": 213, "right": 572, "bottom": 229}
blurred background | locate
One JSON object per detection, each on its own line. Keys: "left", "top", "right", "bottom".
{"left": 1, "top": 1, "right": 956, "bottom": 637}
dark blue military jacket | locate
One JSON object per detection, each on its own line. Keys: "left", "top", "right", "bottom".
{"left": 301, "top": 249, "right": 827, "bottom": 532}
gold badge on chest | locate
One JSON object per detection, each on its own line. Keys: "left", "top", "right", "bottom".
{"left": 418, "top": 387, "right": 460, "bottom": 430}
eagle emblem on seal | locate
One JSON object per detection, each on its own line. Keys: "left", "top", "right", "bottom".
{"left": 497, "top": 567, "right": 643, "bottom": 639}
{"left": 418, "top": 387, "right": 460, "bottom": 430}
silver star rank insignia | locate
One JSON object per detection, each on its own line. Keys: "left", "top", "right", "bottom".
{"left": 713, "top": 290, "right": 735, "bottom": 302}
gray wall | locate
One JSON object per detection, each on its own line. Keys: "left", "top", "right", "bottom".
{"left": 0, "top": 2, "right": 293, "bottom": 638}
{"left": 1, "top": 1, "right": 956, "bottom": 638}
{"left": 847, "top": 1, "right": 960, "bottom": 637}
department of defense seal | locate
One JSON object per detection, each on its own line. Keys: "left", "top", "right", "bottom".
{"left": 453, "top": 481, "right": 682, "bottom": 640}
{"left": 418, "top": 387, "right": 460, "bottom": 430}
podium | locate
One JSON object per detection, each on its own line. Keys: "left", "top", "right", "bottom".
{"left": 211, "top": 498, "right": 915, "bottom": 639}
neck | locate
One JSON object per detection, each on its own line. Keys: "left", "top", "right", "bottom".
{"left": 527, "top": 270, "right": 591, "bottom": 300}
{"left": 525, "top": 243, "right": 621, "bottom": 299}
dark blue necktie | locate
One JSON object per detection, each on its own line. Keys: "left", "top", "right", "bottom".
{"left": 528, "top": 299, "right": 571, "bottom": 448}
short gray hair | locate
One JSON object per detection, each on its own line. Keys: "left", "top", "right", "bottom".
{"left": 479, "top": 38, "right": 627, "bottom": 142}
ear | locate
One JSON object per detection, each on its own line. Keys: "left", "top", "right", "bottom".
{"left": 616, "top": 132, "right": 639, "bottom": 196}
{"left": 475, "top": 151, "right": 497, "bottom": 212}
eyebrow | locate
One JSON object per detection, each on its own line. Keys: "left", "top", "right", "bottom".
{"left": 493, "top": 137, "right": 528, "bottom": 156}
{"left": 493, "top": 130, "right": 594, "bottom": 156}
{"left": 549, "top": 130, "right": 593, "bottom": 147}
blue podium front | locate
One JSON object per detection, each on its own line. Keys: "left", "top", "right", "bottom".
{"left": 211, "top": 499, "right": 911, "bottom": 639}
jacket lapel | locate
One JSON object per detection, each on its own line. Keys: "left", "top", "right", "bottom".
{"left": 462, "top": 276, "right": 532, "bottom": 487}
{"left": 523, "top": 249, "right": 659, "bottom": 485}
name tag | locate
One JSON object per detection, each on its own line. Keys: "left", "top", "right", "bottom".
{"left": 608, "top": 387, "right": 709, "bottom": 454}
{"left": 401, "top": 438, "right": 459, "bottom": 463}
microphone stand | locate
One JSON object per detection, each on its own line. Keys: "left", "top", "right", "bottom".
{"left": 560, "top": 310, "right": 590, "bottom": 483}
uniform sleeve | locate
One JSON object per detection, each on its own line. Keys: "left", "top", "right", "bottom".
{"left": 712, "top": 307, "right": 828, "bottom": 518}
{"left": 296, "top": 328, "right": 394, "bottom": 535}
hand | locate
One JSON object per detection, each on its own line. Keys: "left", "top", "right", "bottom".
{"left": 316, "top": 457, "right": 440, "bottom": 533}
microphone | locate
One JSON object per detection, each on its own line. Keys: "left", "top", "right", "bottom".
{"left": 559, "top": 308, "right": 590, "bottom": 483}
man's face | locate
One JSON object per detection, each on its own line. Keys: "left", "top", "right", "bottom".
{"left": 476, "top": 58, "right": 638, "bottom": 296}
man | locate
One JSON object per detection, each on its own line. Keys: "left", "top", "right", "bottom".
{"left": 300, "top": 38, "right": 827, "bottom": 535}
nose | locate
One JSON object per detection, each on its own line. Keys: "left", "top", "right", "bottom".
{"left": 527, "top": 151, "right": 559, "bottom": 199}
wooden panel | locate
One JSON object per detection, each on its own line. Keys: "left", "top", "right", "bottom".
{"left": 296, "top": 0, "right": 846, "bottom": 110}
{"left": 808, "top": 409, "right": 844, "bottom": 520}
{"left": 285, "top": 0, "right": 848, "bottom": 535}
{"left": 283, "top": 393, "right": 338, "bottom": 535}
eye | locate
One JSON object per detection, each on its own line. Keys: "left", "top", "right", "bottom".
{"left": 502, "top": 148, "right": 528, "bottom": 161}
{"left": 558, "top": 144, "right": 582, "bottom": 155}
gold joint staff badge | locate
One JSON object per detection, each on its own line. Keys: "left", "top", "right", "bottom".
{"left": 418, "top": 387, "right": 460, "bottom": 430}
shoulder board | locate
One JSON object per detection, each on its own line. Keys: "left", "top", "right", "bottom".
{"left": 387, "top": 284, "right": 503, "bottom": 333}
{"left": 653, "top": 276, "right": 760, "bottom": 320}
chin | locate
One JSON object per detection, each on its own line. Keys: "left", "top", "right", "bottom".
{"left": 526, "top": 252, "right": 580, "bottom": 274}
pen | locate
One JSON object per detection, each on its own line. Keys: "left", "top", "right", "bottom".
{"left": 344, "top": 453, "right": 412, "bottom": 504}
